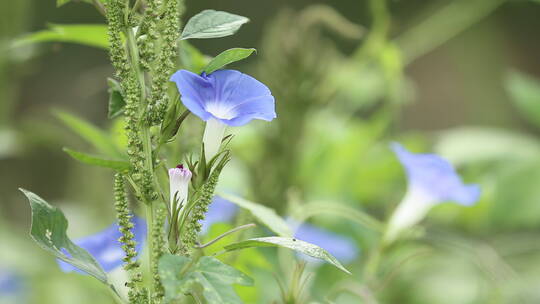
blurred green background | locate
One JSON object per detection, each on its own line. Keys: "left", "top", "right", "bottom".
{"left": 2, "top": 0, "right": 540, "bottom": 303}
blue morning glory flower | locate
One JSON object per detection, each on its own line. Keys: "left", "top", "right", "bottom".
{"left": 201, "top": 196, "right": 238, "bottom": 234}
{"left": 391, "top": 142, "right": 480, "bottom": 206}
{"left": 290, "top": 220, "right": 360, "bottom": 264}
{"left": 0, "top": 268, "right": 26, "bottom": 302}
{"left": 170, "top": 69, "right": 276, "bottom": 160}
{"left": 58, "top": 216, "right": 146, "bottom": 273}
{"left": 384, "top": 143, "right": 481, "bottom": 243}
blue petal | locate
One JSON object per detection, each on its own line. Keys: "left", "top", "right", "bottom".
{"left": 200, "top": 196, "right": 238, "bottom": 234}
{"left": 57, "top": 216, "right": 147, "bottom": 273}
{"left": 290, "top": 220, "right": 359, "bottom": 264}
{"left": 0, "top": 269, "right": 25, "bottom": 298}
{"left": 170, "top": 69, "right": 276, "bottom": 126}
{"left": 391, "top": 142, "right": 481, "bottom": 205}
{"left": 170, "top": 70, "right": 214, "bottom": 121}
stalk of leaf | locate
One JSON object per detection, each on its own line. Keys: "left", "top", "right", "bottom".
{"left": 122, "top": 11, "right": 160, "bottom": 296}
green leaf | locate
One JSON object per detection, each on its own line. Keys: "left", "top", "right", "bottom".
{"left": 181, "top": 10, "right": 249, "bottom": 40}
{"left": 12, "top": 24, "right": 108, "bottom": 49}
{"left": 63, "top": 147, "right": 130, "bottom": 171}
{"left": 291, "top": 201, "right": 383, "bottom": 232}
{"left": 160, "top": 103, "right": 189, "bottom": 145}
{"left": 19, "top": 189, "right": 108, "bottom": 283}
{"left": 159, "top": 254, "right": 252, "bottom": 304}
{"left": 435, "top": 127, "right": 540, "bottom": 165}
{"left": 193, "top": 257, "right": 253, "bottom": 303}
{"left": 179, "top": 41, "right": 211, "bottom": 73}
{"left": 107, "top": 78, "right": 125, "bottom": 119}
{"left": 54, "top": 110, "right": 123, "bottom": 158}
{"left": 159, "top": 255, "right": 194, "bottom": 302}
{"left": 225, "top": 237, "right": 351, "bottom": 275}
{"left": 505, "top": 70, "right": 540, "bottom": 128}
{"left": 217, "top": 192, "right": 292, "bottom": 237}
{"left": 203, "top": 48, "right": 256, "bottom": 74}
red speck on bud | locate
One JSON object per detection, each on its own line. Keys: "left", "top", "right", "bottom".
{"left": 176, "top": 164, "right": 184, "bottom": 169}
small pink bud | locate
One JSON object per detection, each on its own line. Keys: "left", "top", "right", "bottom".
{"left": 169, "top": 164, "right": 192, "bottom": 212}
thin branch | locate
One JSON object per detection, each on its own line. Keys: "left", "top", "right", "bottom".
{"left": 195, "top": 223, "right": 257, "bottom": 249}
{"left": 92, "top": 0, "right": 106, "bottom": 16}
{"left": 375, "top": 249, "right": 431, "bottom": 292}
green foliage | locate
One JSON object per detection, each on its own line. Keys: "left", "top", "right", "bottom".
{"left": 218, "top": 192, "right": 292, "bottom": 237}
{"left": 179, "top": 41, "right": 211, "bottom": 73}
{"left": 224, "top": 236, "right": 351, "bottom": 274}
{"left": 291, "top": 201, "right": 383, "bottom": 232}
{"left": 159, "top": 102, "right": 187, "bottom": 145}
{"left": 113, "top": 174, "right": 145, "bottom": 301}
{"left": 56, "top": 0, "right": 105, "bottom": 7}
{"left": 159, "top": 254, "right": 253, "bottom": 303}
{"left": 491, "top": 160, "right": 540, "bottom": 228}
{"left": 505, "top": 70, "right": 540, "bottom": 128}
{"left": 63, "top": 147, "right": 130, "bottom": 171}
{"left": 204, "top": 48, "right": 256, "bottom": 74}
{"left": 435, "top": 127, "right": 540, "bottom": 165}
{"left": 19, "top": 189, "right": 109, "bottom": 284}
{"left": 54, "top": 110, "right": 123, "bottom": 158}
{"left": 13, "top": 24, "right": 109, "bottom": 49}
{"left": 181, "top": 10, "right": 249, "bottom": 40}
{"left": 107, "top": 78, "right": 125, "bottom": 119}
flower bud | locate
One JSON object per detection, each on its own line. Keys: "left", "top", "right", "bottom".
{"left": 168, "top": 164, "right": 192, "bottom": 213}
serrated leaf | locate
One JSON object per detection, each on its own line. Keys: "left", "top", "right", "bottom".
{"left": 13, "top": 24, "right": 109, "bottom": 49}
{"left": 224, "top": 237, "right": 351, "bottom": 275}
{"left": 19, "top": 189, "right": 108, "bottom": 283}
{"left": 217, "top": 192, "right": 292, "bottom": 237}
{"left": 159, "top": 255, "right": 252, "bottom": 304}
{"left": 107, "top": 78, "right": 125, "bottom": 119}
{"left": 63, "top": 148, "right": 130, "bottom": 171}
{"left": 54, "top": 110, "right": 123, "bottom": 158}
{"left": 505, "top": 70, "right": 540, "bottom": 128}
{"left": 181, "top": 10, "right": 249, "bottom": 40}
{"left": 203, "top": 48, "right": 256, "bottom": 74}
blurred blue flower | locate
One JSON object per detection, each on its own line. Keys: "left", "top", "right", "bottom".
{"left": 201, "top": 196, "right": 238, "bottom": 234}
{"left": 289, "top": 220, "right": 360, "bottom": 264}
{"left": 170, "top": 69, "right": 275, "bottom": 160}
{"left": 58, "top": 216, "right": 146, "bottom": 273}
{"left": 385, "top": 143, "right": 481, "bottom": 243}
{"left": 391, "top": 142, "right": 480, "bottom": 206}
{"left": 0, "top": 268, "right": 26, "bottom": 303}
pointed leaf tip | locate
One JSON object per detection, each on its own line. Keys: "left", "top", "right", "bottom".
{"left": 181, "top": 10, "right": 249, "bottom": 40}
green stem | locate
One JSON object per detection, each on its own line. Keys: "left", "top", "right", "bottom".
{"left": 195, "top": 223, "right": 256, "bottom": 249}
{"left": 146, "top": 201, "right": 155, "bottom": 290}
{"left": 124, "top": 6, "right": 159, "bottom": 296}
{"left": 364, "top": 243, "right": 383, "bottom": 281}
{"left": 354, "top": 0, "right": 390, "bottom": 59}
{"left": 394, "top": 0, "right": 506, "bottom": 64}
{"left": 109, "top": 286, "right": 127, "bottom": 304}
{"left": 91, "top": 0, "right": 106, "bottom": 15}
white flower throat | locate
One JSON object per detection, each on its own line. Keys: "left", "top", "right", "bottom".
{"left": 203, "top": 118, "right": 227, "bottom": 161}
